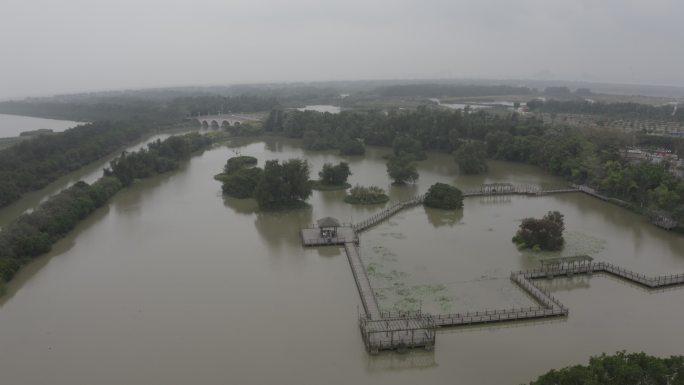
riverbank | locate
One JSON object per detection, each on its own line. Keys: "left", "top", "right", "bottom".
{"left": 0, "top": 133, "right": 216, "bottom": 294}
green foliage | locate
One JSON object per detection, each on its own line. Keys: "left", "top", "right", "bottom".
{"left": 393, "top": 136, "right": 426, "bottom": 161}
{"left": 454, "top": 141, "right": 488, "bottom": 174}
{"left": 386, "top": 155, "right": 419, "bottom": 184}
{"left": 423, "top": 183, "right": 463, "bottom": 210}
{"left": 339, "top": 139, "right": 365, "bottom": 155}
{"left": 318, "top": 162, "right": 351, "bottom": 186}
{"left": 0, "top": 177, "right": 121, "bottom": 284}
{"left": 223, "top": 156, "right": 258, "bottom": 174}
{"left": 221, "top": 167, "right": 263, "bottom": 198}
{"left": 253, "top": 159, "right": 312, "bottom": 209}
{"left": 344, "top": 185, "right": 389, "bottom": 204}
{"left": 530, "top": 351, "right": 684, "bottom": 385}
{"left": 105, "top": 133, "right": 212, "bottom": 186}
{"left": 0, "top": 119, "right": 154, "bottom": 207}
{"left": 513, "top": 211, "right": 565, "bottom": 251}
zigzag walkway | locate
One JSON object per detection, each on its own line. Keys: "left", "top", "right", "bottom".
{"left": 304, "top": 184, "right": 684, "bottom": 353}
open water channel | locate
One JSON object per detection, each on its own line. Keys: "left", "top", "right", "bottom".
{"left": 1, "top": 135, "right": 683, "bottom": 385}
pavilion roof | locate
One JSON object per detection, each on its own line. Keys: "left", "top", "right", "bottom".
{"left": 317, "top": 217, "right": 341, "bottom": 228}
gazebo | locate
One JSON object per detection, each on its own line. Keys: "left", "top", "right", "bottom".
{"left": 317, "top": 217, "right": 341, "bottom": 239}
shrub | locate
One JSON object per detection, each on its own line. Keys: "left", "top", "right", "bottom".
{"left": 344, "top": 185, "right": 389, "bottom": 204}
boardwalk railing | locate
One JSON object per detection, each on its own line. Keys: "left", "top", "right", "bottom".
{"left": 352, "top": 195, "right": 425, "bottom": 233}
{"left": 302, "top": 182, "right": 684, "bottom": 353}
{"left": 344, "top": 243, "right": 381, "bottom": 320}
{"left": 517, "top": 262, "right": 684, "bottom": 289}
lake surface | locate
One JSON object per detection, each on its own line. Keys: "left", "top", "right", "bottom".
{"left": 0, "top": 137, "right": 683, "bottom": 385}
{"left": 0, "top": 113, "right": 81, "bottom": 138}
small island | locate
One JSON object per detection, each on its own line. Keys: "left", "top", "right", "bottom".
{"left": 423, "top": 182, "right": 464, "bottom": 209}
{"left": 216, "top": 156, "right": 261, "bottom": 198}
{"left": 216, "top": 155, "right": 312, "bottom": 210}
{"left": 344, "top": 185, "right": 389, "bottom": 204}
{"left": 513, "top": 211, "right": 565, "bottom": 251}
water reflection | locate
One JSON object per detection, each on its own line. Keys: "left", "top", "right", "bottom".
{"left": 316, "top": 246, "right": 343, "bottom": 258}
{"left": 388, "top": 183, "right": 419, "bottom": 201}
{"left": 222, "top": 196, "right": 258, "bottom": 216}
{"left": 364, "top": 350, "right": 437, "bottom": 372}
{"left": 253, "top": 207, "right": 313, "bottom": 252}
{"left": 318, "top": 189, "right": 348, "bottom": 206}
{"left": 424, "top": 207, "right": 463, "bottom": 228}
{"left": 111, "top": 171, "right": 177, "bottom": 218}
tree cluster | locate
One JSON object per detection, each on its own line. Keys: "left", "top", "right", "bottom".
{"left": 254, "top": 159, "right": 312, "bottom": 209}
{"left": 513, "top": 211, "right": 565, "bottom": 251}
{"left": 386, "top": 155, "right": 419, "bottom": 184}
{"left": 218, "top": 156, "right": 262, "bottom": 199}
{"left": 339, "top": 139, "right": 365, "bottom": 155}
{"left": 530, "top": 351, "right": 684, "bottom": 385}
{"left": 317, "top": 162, "right": 351, "bottom": 186}
{"left": 423, "top": 183, "right": 463, "bottom": 210}
{"left": 105, "top": 133, "right": 213, "bottom": 186}
{"left": 454, "top": 141, "right": 488, "bottom": 174}
{"left": 0, "top": 177, "right": 122, "bottom": 284}
{"left": 0, "top": 119, "right": 154, "bottom": 207}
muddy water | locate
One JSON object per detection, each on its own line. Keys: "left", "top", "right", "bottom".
{"left": 0, "top": 137, "right": 683, "bottom": 385}
{"left": 0, "top": 131, "right": 188, "bottom": 229}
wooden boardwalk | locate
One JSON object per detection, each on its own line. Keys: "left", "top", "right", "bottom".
{"left": 352, "top": 196, "right": 424, "bottom": 233}
{"left": 301, "top": 182, "right": 683, "bottom": 354}
{"left": 344, "top": 242, "right": 381, "bottom": 319}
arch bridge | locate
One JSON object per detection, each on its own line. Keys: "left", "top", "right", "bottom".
{"left": 193, "top": 113, "right": 259, "bottom": 129}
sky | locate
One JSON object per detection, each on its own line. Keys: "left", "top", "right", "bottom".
{"left": 1, "top": 0, "right": 683, "bottom": 99}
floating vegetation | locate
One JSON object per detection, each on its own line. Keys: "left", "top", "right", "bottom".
{"left": 375, "top": 283, "right": 453, "bottom": 313}
{"left": 520, "top": 231, "right": 607, "bottom": 260}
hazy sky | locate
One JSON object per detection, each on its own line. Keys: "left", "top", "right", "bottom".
{"left": 1, "top": 0, "right": 683, "bottom": 99}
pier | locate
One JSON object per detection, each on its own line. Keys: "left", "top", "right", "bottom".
{"left": 301, "top": 183, "right": 684, "bottom": 354}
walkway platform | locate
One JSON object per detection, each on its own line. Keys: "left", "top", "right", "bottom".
{"left": 300, "top": 226, "right": 357, "bottom": 246}
{"left": 360, "top": 313, "right": 436, "bottom": 354}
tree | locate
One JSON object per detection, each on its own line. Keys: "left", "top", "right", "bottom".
{"left": 386, "top": 155, "right": 419, "bottom": 184}
{"left": 318, "top": 162, "right": 351, "bottom": 186}
{"left": 221, "top": 167, "right": 263, "bottom": 198}
{"left": 339, "top": 139, "right": 365, "bottom": 155}
{"left": 253, "top": 159, "right": 312, "bottom": 208}
{"left": 512, "top": 211, "right": 565, "bottom": 251}
{"left": 454, "top": 141, "right": 488, "bottom": 174}
{"left": 392, "top": 136, "right": 426, "bottom": 161}
{"left": 423, "top": 183, "right": 463, "bottom": 209}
